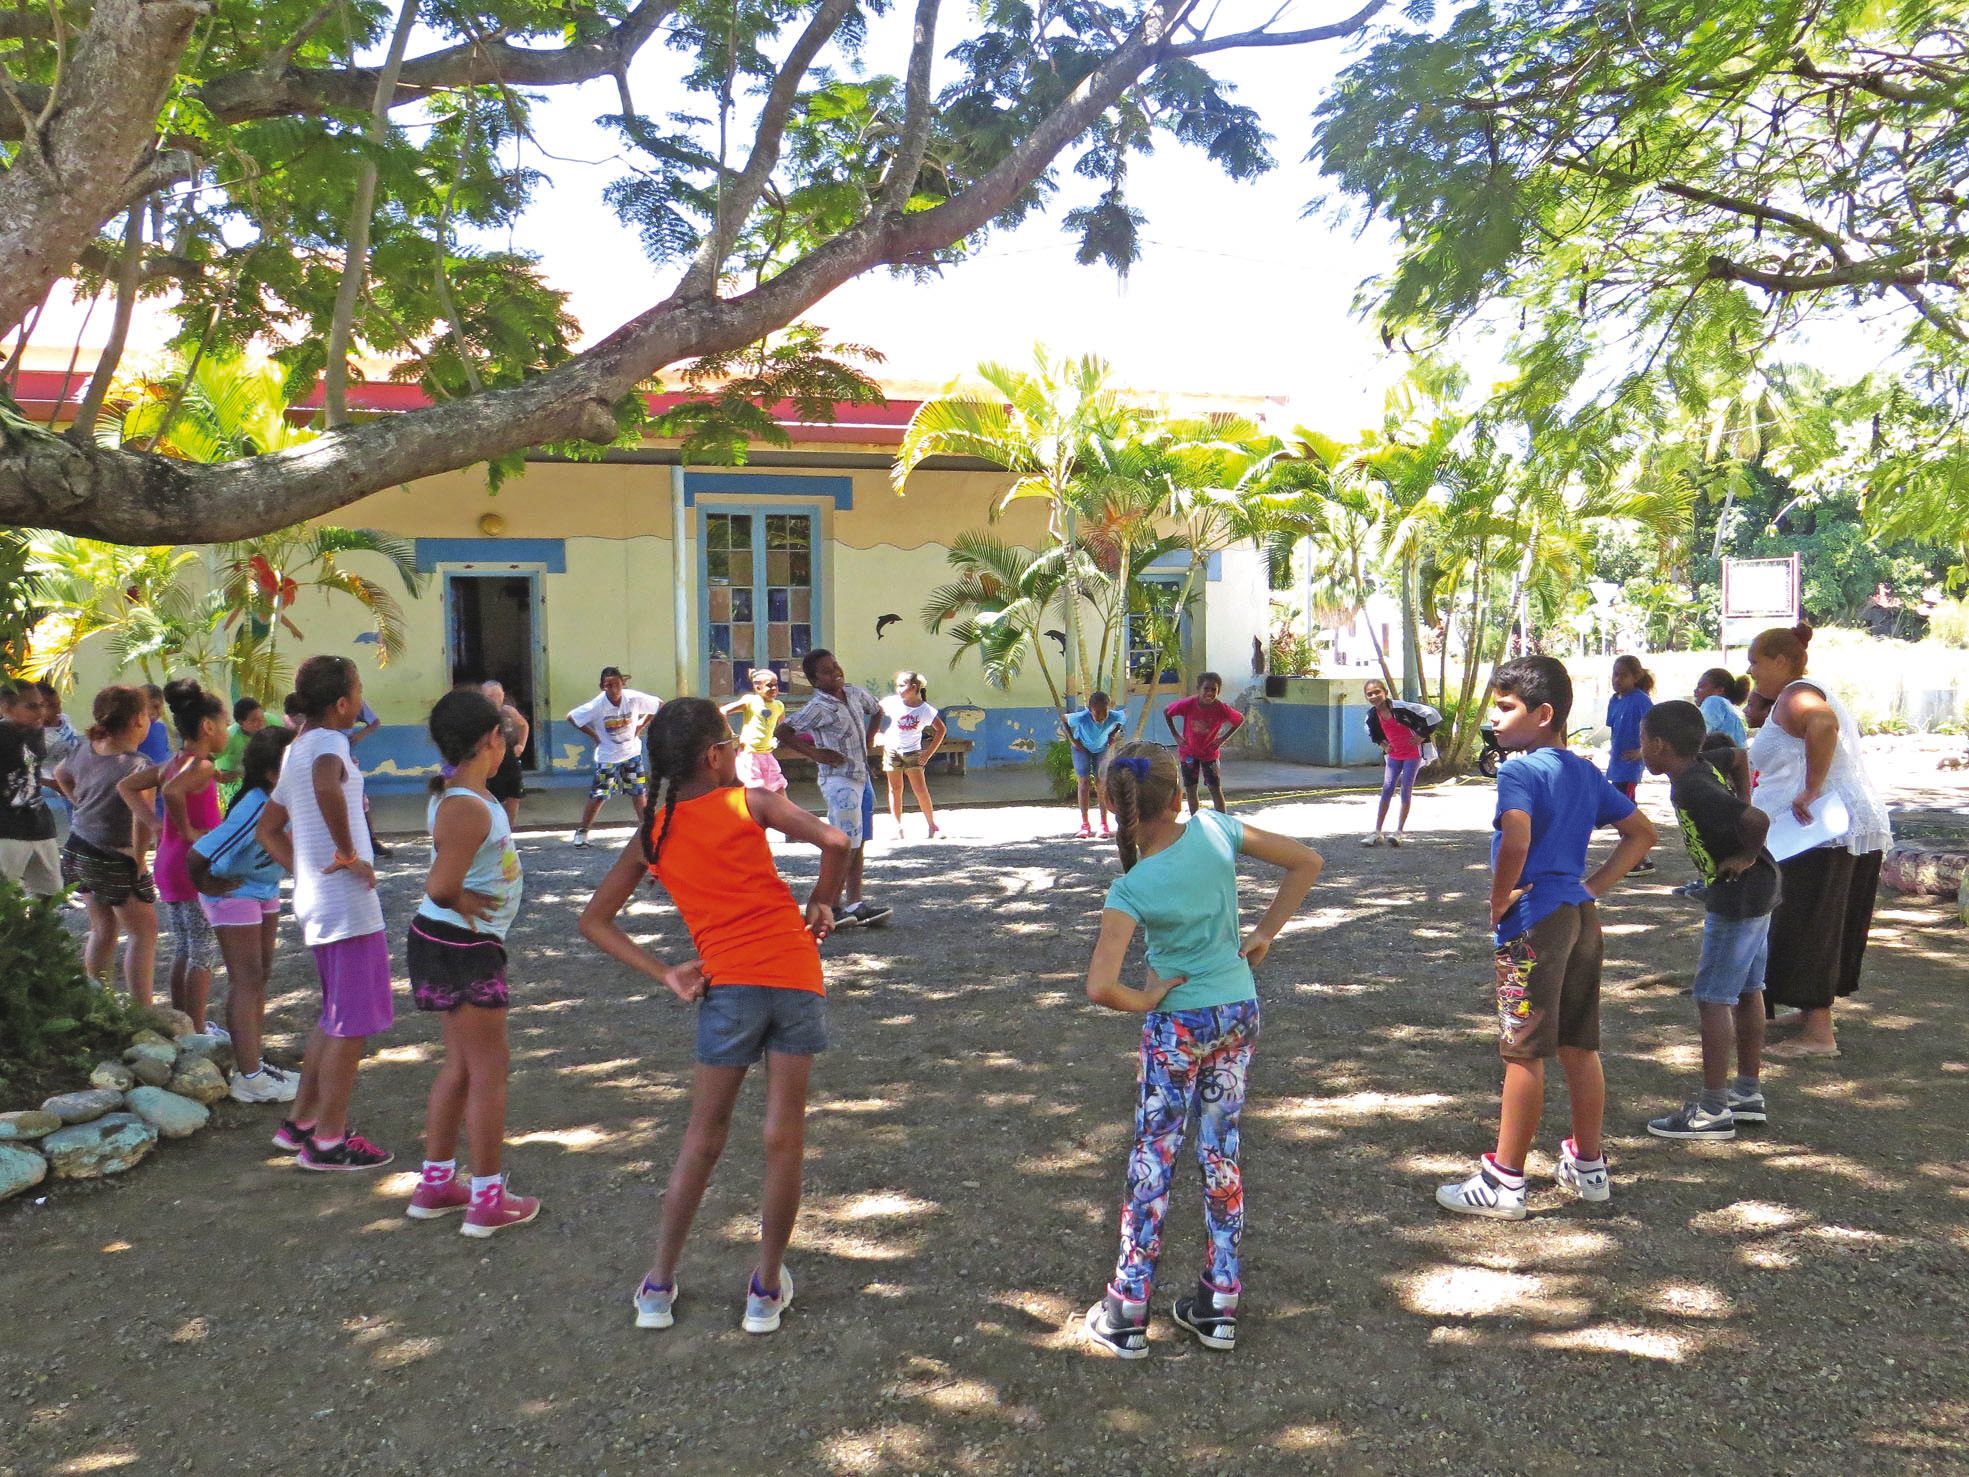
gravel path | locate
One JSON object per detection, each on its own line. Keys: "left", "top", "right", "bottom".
{"left": 3, "top": 769, "right": 1967, "bottom": 1475}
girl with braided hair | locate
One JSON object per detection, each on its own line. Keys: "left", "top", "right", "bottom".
{"left": 1081, "top": 741, "right": 1324, "bottom": 1359}
{"left": 580, "top": 697, "right": 852, "bottom": 1336}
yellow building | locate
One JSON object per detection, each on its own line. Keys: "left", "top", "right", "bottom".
{"left": 39, "top": 376, "right": 1277, "bottom": 789}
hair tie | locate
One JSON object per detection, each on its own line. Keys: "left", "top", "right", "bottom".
{"left": 1115, "top": 755, "right": 1151, "bottom": 781}
{"left": 439, "top": 762, "right": 458, "bottom": 779}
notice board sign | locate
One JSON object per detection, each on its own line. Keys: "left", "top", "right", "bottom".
{"left": 1721, "top": 554, "right": 1801, "bottom": 653}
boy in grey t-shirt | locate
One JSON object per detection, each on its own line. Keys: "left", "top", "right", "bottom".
{"left": 778, "top": 649, "right": 889, "bottom": 928}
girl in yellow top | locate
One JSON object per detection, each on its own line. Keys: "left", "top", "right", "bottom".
{"left": 719, "top": 667, "right": 788, "bottom": 793}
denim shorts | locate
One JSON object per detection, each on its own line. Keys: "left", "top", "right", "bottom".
{"left": 1071, "top": 746, "right": 1107, "bottom": 781}
{"left": 1692, "top": 910, "right": 1771, "bottom": 1005}
{"left": 696, "top": 985, "right": 828, "bottom": 1067}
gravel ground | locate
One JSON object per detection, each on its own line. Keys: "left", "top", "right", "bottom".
{"left": 2, "top": 761, "right": 1967, "bottom": 1475}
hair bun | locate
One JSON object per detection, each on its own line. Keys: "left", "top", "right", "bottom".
{"left": 1793, "top": 620, "right": 1814, "bottom": 647}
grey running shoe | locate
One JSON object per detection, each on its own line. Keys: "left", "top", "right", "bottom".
{"left": 1648, "top": 1099, "right": 1736, "bottom": 1140}
{"left": 1725, "top": 1087, "right": 1767, "bottom": 1124}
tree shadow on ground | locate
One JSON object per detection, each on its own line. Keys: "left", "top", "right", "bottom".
{"left": 4, "top": 782, "right": 1968, "bottom": 1473}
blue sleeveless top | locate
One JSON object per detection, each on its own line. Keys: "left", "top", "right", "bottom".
{"left": 416, "top": 789, "right": 523, "bottom": 939}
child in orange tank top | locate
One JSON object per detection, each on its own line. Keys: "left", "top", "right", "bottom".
{"left": 580, "top": 698, "right": 851, "bottom": 1336}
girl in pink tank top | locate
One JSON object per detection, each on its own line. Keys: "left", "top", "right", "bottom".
{"left": 130, "top": 681, "right": 230, "bottom": 1036}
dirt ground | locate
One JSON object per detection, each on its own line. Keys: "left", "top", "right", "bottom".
{"left": 3, "top": 756, "right": 1967, "bottom": 1475}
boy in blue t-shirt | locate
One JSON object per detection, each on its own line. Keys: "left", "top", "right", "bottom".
{"left": 1438, "top": 656, "right": 1656, "bottom": 1222}
{"left": 1063, "top": 690, "right": 1126, "bottom": 838}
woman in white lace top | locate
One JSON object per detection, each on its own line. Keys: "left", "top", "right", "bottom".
{"left": 1746, "top": 622, "right": 1893, "bottom": 1059}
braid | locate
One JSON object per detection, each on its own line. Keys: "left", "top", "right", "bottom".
{"left": 639, "top": 697, "right": 733, "bottom": 866}
{"left": 1110, "top": 765, "right": 1141, "bottom": 871}
{"left": 648, "top": 776, "right": 680, "bottom": 866}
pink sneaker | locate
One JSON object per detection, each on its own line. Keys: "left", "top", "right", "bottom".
{"left": 1075, "top": 823, "right": 1093, "bottom": 839}
{"left": 1099, "top": 823, "right": 1111, "bottom": 838}
{"left": 405, "top": 1174, "right": 471, "bottom": 1220}
{"left": 461, "top": 1181, "right": 541, "bottom": 1238}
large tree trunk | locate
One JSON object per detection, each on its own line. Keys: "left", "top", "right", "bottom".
{"left": 0, "top": 0, "right": 203, "bottom": 339}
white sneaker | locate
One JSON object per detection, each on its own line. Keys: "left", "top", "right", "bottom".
{"left": 1360, "top": 832, "right": 1385, "bottom": 846}
{"left": 633, "top": 1275, "right": 677, "bottom": 1330}
{"left": 198, "top": 1023, "right": 232, "bottom": 1044}
{"left": 229, "top": 1065, "right": 298, "bottom": 1104}
{"left": 572, "top": 830, "right": 589, "bottom": 848}
{"left": 1435, "top": 1159, "right": 1528, "bottom": 1220}
{"left": 742, "top": 1266, "right": 793, "bottom": 1335}
{"left": 1555, "top": 1138, "right": 1611, "bottom": 1203}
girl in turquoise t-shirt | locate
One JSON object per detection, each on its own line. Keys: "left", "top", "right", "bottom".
{"left": 1079, "top": 741, "right": 1325, "bottom": 1359}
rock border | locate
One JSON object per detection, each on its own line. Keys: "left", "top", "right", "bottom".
{"left": 0, "top": 1004, "right": 237, "bottom": 1203}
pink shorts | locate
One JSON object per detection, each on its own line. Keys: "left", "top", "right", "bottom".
{"left": 736, "top": 750, "right": 788, "bottom": 792}
{"left": 199, "top": 894, "right": 281, "bottom": 928}
{"left": 310, "top": 930, "right": 395, "bottom": 1039}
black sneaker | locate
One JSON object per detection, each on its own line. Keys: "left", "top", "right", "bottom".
{"left": 1082, "top": 1290, "right": 1149, "bottom": 1359}
{"left": 1633, "top": 858, "right": 1657, "bottom": 873}
{"left": 830, "top": 905, "right": 861, "bottom": 930}
{"left": 849, "top": 900, "right": 893, "bottom": 928}
{"left": 1171, "top": 1278, "right": 1238, "bottom": 1352}
{"left": 297, "top": 1130, "right": 395, "bottom": 1172}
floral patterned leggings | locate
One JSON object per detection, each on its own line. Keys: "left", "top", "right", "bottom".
{"left": 1110, "top": 999, "right": 1261, "bottom": 1302}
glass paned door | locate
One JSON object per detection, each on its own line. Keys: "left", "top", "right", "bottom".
{"left": 704, "top": 510, "right": 816, "bottom": 697}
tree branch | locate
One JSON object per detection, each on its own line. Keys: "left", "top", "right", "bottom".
{"left": 323, "top": 0, "right": 421, "bottom": 430}
{"left": 877, "top": 0, "right": 943, "bottom": 214}
{"left": 1703, "top": 252, "right": 1940, "bottom": 292}
{"left": 71, "top": 202, "right": 145, "bottom": 441}
{"left": 1164, "top": 0, "right": 1387, "bottom": 58}
{"left": 189, "top": 0, "right": 677, "bottom": 124}
{"left": 677, "top": 0, "right": 859, "bottom": 299}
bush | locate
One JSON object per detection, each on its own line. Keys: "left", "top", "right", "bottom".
{"left": 0, "top": 878, "right": 136, "bottom": 1071}
{"left": 1931, "top": 598, "right": 1969, "bottom": 650}
{"left": 1043, "top": 736, "right": 1078, "bottom": 800}
{"left": 1268, "top": 624, "right": 1320, "bottom": 677}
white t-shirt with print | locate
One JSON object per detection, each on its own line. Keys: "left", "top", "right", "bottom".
{"left": 879, "top": 696, "right": 939, "bottom": 755}
{"left": 568, "top": 689, "right": 661, "bottom": 765}
{"left": 269, "top": 726, "right": 385, "bottom": 947}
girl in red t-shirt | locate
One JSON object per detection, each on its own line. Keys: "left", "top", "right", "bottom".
{"left": 581, "top": 698, "right": 850, "bottom": 1336}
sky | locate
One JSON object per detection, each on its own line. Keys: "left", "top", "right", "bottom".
{"left": 460, "top": 2, "right": 1419, "bottom": 430}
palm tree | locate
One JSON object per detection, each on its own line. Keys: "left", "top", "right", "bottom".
{"left": 895, "top": 350, "right": 1135, "bottom": 699}
{"left": 216, "top": 526, "right": 423, "bottom": 704}
{"left": 103, "top": 352, "right": 425, "bottom": 703}
{"left": 920, "top": 531, "right": 1072, "bottom": 722}
{"left": 23, "top": 536, "right": 227, "bottom": 689}
{"left": 1114, "top": 416, "right": 1285, "bottom": 733}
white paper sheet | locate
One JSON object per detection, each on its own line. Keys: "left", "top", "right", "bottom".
{"left": 1763, "top": 792, "right": 1852, "bottom": 862}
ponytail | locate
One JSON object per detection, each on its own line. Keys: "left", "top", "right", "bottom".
{"left": 1101, "top": 741, "right": 1182, "bottom": 873}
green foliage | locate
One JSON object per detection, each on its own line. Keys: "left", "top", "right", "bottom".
{"left": 650, "top": 324, "right": 886, "bottom": 464}
{"left": 1310, "top": 0, "right": 1969, "bottom": 570}
{"left": 0, "top": 527, "right": 45, "bottom": 672}
{"left": 0, "top": 879, "right": 137, "bottom": 1071}
{"left": 1042, "top": 736, "right": 1077, "bottom": 800}
{"left": 1267, "top": 624, "right": 1319, "bottom": 678}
